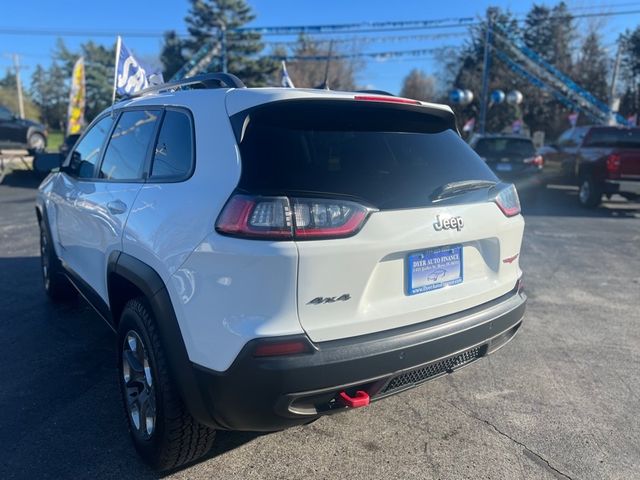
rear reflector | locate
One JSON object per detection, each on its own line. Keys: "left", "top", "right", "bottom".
{"left": 253, "top": 339, "right": 312, "bottom": 357}
{"left": 354, "top": 95, "right": 422, "bottom": 106}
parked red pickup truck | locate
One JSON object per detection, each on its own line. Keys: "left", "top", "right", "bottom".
{"left": 543, "top": 125, "right": 640, "bottom": 207}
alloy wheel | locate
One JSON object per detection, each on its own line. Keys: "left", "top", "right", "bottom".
{"left": 40, "top": 230, "right": 50, "bottom": 290}
{"left": 122, "top": 330, "right": 157, "bottom": 439}
{"left": 579, "top": 179, "right": 590, "bottom": 204}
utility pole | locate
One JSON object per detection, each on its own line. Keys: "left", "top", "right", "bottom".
{"left": 478, "top": 10, "right": 493, "bottom": 135}
{"left": 319, "top": 40, "right": 334, "bottom": 90}
{"left": 12, "top": 54, "right": 25, "bottom": 119}
{"left": 220, "top": 25, "right": 228, "bottom": 73}
{"left": 609, "top": 42, "right": 623, "bottom": 110}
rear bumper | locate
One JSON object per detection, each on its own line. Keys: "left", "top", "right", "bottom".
{"left": 604, "top": 179, "right": 640, "bottom": 196}
{"left": 191, "top": 288, "right": 526, "bottom": 432}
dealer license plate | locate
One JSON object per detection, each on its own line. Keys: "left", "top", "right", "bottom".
{"left": 407, "top": 245, "right": 463, "bottom": 295}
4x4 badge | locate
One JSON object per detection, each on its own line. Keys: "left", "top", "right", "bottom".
{"left": 433, "top": 214, "right": 464, "bottom": 232}
{"left": 307, "top": 294, "right": 351, "bottom": 305}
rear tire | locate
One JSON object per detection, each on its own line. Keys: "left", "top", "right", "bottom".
{"left": 39, "top": 220, "right": 76, "bottom": 302}
{"left": 578, "top": 176, "right": 602, "bottom": 208}
{"left": 28, "top": 132, "right": 46, "bottom": 153}
{"left": 117, "top": 298, "right": 216, "bottom": 471}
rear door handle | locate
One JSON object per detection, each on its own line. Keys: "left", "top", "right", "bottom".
{"left": 107, "top": 200, "right": 127, "bottom": 215}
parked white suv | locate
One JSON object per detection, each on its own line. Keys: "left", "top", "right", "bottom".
{"left": 36, "top": 74, "right": 526, "bottom": 471}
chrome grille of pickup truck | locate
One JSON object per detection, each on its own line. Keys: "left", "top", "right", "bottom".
{"left": 380, "top": 347, "right": 483, "bottom": 395}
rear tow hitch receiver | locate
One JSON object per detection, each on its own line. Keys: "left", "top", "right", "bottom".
{"left": 338, "top": 390, "right": 370, "bottom": 408}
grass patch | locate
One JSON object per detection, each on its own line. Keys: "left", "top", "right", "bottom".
{"left": 47, "top": 131, "right": 64, "bottom": 152}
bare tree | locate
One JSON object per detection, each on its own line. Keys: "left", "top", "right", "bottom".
{"left": 400, "top": 69, "right": 437, "bottom": 100}
{"left": 283, "top": 36, "right": 363, "bottom": 90}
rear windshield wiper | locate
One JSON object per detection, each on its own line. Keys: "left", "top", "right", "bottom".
{"left": 431, "top": 180, "right": 497, "bottom": 201}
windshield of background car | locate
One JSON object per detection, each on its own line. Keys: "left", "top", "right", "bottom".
{"left": 234, "top": 100, "right": 496, "bottom": 210}
{"left": 474, "top": 138, "right": 536, "bottom": 158}
{"left": 583, "top": 128, "right": 640, "bottom": 148}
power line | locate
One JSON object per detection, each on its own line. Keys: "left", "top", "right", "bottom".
{"left": 1, "top": 8, "right": 640, "bottom": 39}
{"left": 270, "top": 46, "right": 454, "bottom": 62}
{"left": 264, "top": 31, "right": 468, "bottom": 47}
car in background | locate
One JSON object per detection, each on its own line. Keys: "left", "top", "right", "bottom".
{"left": 468, "top": 134, "right": 544, "bottom": 195}
{"left": 544, "top": 125, "right": 640, "bottom": 207}
{"left": 0, "top": 105, "right": 47, "bottom": 152}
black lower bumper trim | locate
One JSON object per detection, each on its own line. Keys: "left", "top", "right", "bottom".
{"left": 192, "top": 289, "right": 526, "bottom": 432}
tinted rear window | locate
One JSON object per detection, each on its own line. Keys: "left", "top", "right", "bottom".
{"left": 474, "top": 138, "right": 535, "bottom": 157}
{"left": 235, "top": 101, "right": 496, "bottom": 209}
{"left": 584, "top": 128, "right": 640, "bottom": 148}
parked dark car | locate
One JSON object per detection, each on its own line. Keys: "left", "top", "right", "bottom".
{"left": 0, "top": 105, "right": 48, "bottom": 152}
{"left": 469, "top": 134, "right": 544, "bottom": 194}
{"left": 544, "top": 125, "right": 640, "bottom": 207}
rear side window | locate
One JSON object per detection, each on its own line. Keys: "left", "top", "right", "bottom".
{"left": 475, "top": 138, "right": 535, "bottom": 157}
{"left": 235, "top": 101, "right": 496, "bottom": 209}
{"left": 150, "top": 110, "right": 193, "bottom": 179}
{"left": 100, "top": 109, "right": 160, "bottom": 180}
{"left": 583, "top": 128, "right": 640, "bottom": 148}
{"left": 67, "top": 115, "right": 113, "bottom": 179}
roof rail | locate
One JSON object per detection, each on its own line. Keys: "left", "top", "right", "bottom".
{"left": 124, "top": 73, "right": 246, "bottom": 100}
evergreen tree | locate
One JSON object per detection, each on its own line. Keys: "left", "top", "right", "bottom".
{"left": 160, "top": 31, "right": 187, "bottom": 80}
{"left": 54, "top": 39, "right": 115, "bottom": 122}
{"left": 183, "top": 0, "right": 277, "bottom": 86}
{"left": 30, "top": 63, "right": 68, "bottom": 130}
{"left": 450, "top": 8, "right": 523, "bottom": 133}
{"left": 0, "top": 72, "right": 40, "bottom": 121}
{"left": 575, "top": 31, "right": 609, "bottom": 102}
{"left": 520, "top": 3, "right": 577, "bottom": 135}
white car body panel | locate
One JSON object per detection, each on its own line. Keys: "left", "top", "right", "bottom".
{"left": 53, "top": 173, "right": 142, "bottom": 303}
{"left": 171, "top": 235, "right": 302, "bottom": 371}
{"left": 296, "top": 202, "right": 523, "bottom": 342}
{"left": 38, "top": 86, "right": 524, "bottom": 374}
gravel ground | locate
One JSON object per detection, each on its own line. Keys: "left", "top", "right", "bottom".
{"left": 0, "top": 171, "right": 638, "bottom": 479}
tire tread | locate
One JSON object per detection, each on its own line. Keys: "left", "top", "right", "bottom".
{"left": 122, "top": 298, "right": 215, "bottom": 471}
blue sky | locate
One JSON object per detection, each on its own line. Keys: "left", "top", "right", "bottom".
{"left": 1, "top": 1, "right": 639, "bottom": 93}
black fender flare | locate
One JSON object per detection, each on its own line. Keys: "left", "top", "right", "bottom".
{"left": 108, "top": 252, "right": 218, "bottom": 428}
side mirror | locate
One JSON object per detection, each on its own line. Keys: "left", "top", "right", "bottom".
{"left": 32, "top": 152, "right": 64, "bottom": 175}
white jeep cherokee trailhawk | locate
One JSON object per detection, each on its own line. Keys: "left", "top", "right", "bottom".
{"left": 36, "top": 73, "right": 526, "bottom": 470}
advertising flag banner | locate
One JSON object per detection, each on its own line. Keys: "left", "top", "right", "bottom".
{"left": 281, "top": 60, "right": 295, "bottom": 88}
{"left": 113, "top": 36, "right": 150, "bottom": 99}
{"left": 568, "top": 112, "right": 579, "bottom": 127}
{"left": 462, "top": 117, "right": 475, "bottom": 133}
{"left": 66, "top": 57, "right": 85, "bottom": 136}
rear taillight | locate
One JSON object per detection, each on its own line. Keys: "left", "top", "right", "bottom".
{"left": 216, "top": 194, "right": 375, "bottom": 240}
{"left": 606, "top": 153, "right": 621, "bottom": 179}
{"left": 524, "top": 155, "right": 544, "bottom": 168}
{"left": 492, "top": 183, "right": 521, "bottom": 217}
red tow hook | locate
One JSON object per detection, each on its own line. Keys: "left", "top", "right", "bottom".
{"left": 338, "top": 390, "right": 370, "bottom": 408}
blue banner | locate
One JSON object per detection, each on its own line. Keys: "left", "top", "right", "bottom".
{"left": 115, "top": 36, "right": 150, "bottom": 96}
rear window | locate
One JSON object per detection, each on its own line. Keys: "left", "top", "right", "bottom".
{"left": 583, "top": 128, "right": 640, "bottom": 148}
{"left": 474, "top": 138, "right": 535, "bottom": 157}
{"left": 235, "top": 101, "right": 496, "bottom": 209}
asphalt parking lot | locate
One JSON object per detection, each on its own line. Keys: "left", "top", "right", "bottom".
{"left": 0, "top": 171, "right": 638, "bottom": 479}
